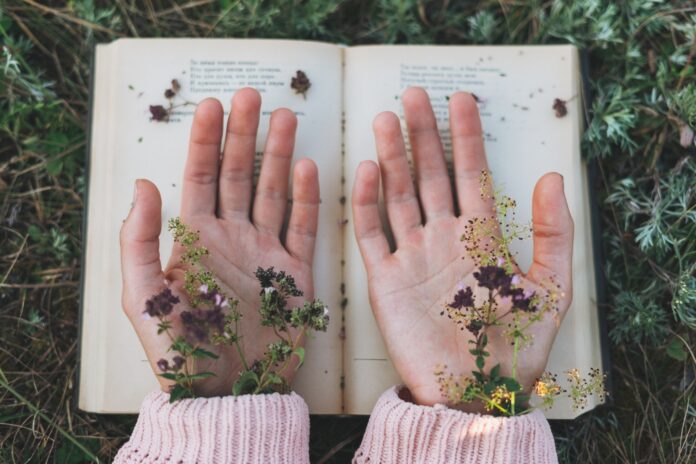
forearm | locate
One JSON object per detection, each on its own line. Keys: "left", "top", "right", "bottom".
{"left": 114, "top": 390, "right": 310, "bottom": 464}
{"left": 353, "top": 386, "right": 558, "bottom": 464}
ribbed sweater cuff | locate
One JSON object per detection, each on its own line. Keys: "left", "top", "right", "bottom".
{"left": 114, "top": 390, "right": 310, "bottom": 464}
{"left": 353, "top": 386, "right": 558, "bottom": 464}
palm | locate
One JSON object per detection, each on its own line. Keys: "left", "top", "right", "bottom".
{"left": 121, "top": 89, "right": 320, "bottom": 396}
{"left": 163, "top": 216, "right": 312, "bottom": 390}
{"left": 352, "top": 88, "right": 573, "bottom": 409}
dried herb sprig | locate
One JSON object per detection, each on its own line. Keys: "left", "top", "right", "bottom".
{"left": 149, "top": 79, "right": 197, "bottom": 122}
{"left": 436, "top": 171, "right": 605, "bottom": 416}
{"left": 144, "top": 218, "right": 328, "bottom": 402}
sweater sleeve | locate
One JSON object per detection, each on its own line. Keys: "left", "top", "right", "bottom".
{"left": 353, "top": 386, "right": 558, "bottom": 464}
{"left": 113, "top": 390, "right": 310, "bottom": 464}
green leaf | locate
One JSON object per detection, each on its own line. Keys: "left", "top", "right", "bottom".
{"left": 54, "top": 437, "right": 100, "bottom": 464}
{"left": 233, "top": 370, "right": 259, "bottom": 396}
{"left": 666, "top": 337, "right": 688, "bottom": 361}
{"left": 186, "top": 371, "right": 216, "bottom": 381}
{"left": 293, "top": 347, "right": 306, "bottom": 368}
{"left": 46, "top": 157, "right": 63, "bottom": 176}
{"left": 169, "top": 384, "right": 190, "bottom": 402}
{"left": 501, "top": 377, "right": 522, "bottom": 393}
{"left": 158, "top": 372, "right": 177, "bottom": 381}
{"left": 476, "top": 355, "right": 485, "bottom": 370}
{"left": 192, "top": 347, "right": 219, "bottom": 360}
{"left": 267, "top": 372, "right": 284, "bottom": 385}
{"left": 490, "top": 364, "right": 501, "bottom": 380}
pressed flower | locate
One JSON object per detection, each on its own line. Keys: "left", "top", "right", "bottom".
{"left": 149, "top": 105, "right": 168, "bottom": 122}
{"left": 290, "top": 70, "right": 311, "bottom": 98}
{"left": 553, "top": 98, "right": 568, "bottom": 117}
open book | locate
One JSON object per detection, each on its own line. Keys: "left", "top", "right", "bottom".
{"left": 79, "top": 39, "right": 606, "bottom": 419}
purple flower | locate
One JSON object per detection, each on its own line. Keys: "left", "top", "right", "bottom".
{"left": 172, "top": 356, "right": 185, "bottom": 370}
{"left": 473, "top": 265, "right": 512, "bottom": 292}
{"left": 156, "top": 358, "right": 169, "bottom": 372}
{"left": 144, "top": 288, "right": 180, "bottom": 318}
{"left": 512, "top": 290, "right": 538, "bottom": 312}
{"left": 449, "top": 287, "right": 474, "bottom": 309}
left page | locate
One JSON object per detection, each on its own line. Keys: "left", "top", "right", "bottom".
{"left": 79, "top": 38, "right": 344, "bottom": 414}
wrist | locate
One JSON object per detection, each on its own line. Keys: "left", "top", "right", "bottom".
{"left": 405, "top": 386, "right": 490, "bottom": 414}
{"left": 407, "top": 385, "right": 530, "bottom": 416}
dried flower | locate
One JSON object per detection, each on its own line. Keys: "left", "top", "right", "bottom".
{"left": 291, "top": 70, "right": 311, "bottom": 99}
{"left": 553, "top": 98, "right": 568, "bottom": 118}
{"left": 149, "top": 105, "right": 169, "bottom": 122}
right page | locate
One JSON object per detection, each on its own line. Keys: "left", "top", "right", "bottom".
{"left": 343, "top": 44, "right": 603, "bottom": 419}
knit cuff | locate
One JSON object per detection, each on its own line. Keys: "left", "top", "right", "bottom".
{"left": 114, "top": 390, "right": 310, "bottom": 464}
{"left": 353, "top": 386, "right": 558, "bottom": 464}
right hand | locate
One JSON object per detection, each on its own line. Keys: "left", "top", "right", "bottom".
{"left": 351, "top": 87, "right": 574, "bottom": 411}
{"left": 120, "top": 88, "right": 320, "bottom": 396}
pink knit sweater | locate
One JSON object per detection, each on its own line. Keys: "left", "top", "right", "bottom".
{"left": 115, "top": 386, "right": 558, "bottom": 463}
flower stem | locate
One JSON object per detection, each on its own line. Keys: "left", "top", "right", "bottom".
{"left": 511, "top": 330, "right": 520, "bottom": 415}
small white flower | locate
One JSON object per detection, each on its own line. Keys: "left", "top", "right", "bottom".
{"left": 511, "top": 275, "right": 521, "bottom": 285}
{"left": 497, "top": 256, "right": 505, "bottom": 266}
{"left": 264, "top": 286, "right": 276, "bottom": 295}
{"left": 214, "top": 293, "right": 223, "bottom": 306}
{"left": 199, "top": 284, "right": 209, "bottom": 294}
{"left": 323, "top": 306, "right": 330, "bottom": 317}
{"left": 221, "top": 299, "right": 230, "bottom": 308}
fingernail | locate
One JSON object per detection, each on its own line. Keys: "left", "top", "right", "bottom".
{"left": 131, "top": 179, "right": 140, "bottom": 210}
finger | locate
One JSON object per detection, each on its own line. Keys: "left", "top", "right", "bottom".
{"left": 285, "top": 158, "right": 320, "bottom": 265}
{"left": 218, "top": 88, "right": 261, "bottom": 219}
{"left": 448, "top": 92, "right": 497, "bottom": 217}
{"left": 252, "top": 108, "right": 297, "bottom": 236}
{"left": 120, "top": 179, "right": 165, "bottom": 316}
{"left": 352, "top": 160, "right": 391, "bottom": 270}
{"left": 181, "top": 98, "right": 224, "bottom": 217}
{"left": 402, "top": 87, "right": 454, "bottom": 220}
{"left": 373, "top": 111, "right": 422, "bottom": 245}
{"left": 527, "top": 173, "right": 574, "bottom": 297}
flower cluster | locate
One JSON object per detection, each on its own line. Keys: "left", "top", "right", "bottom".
{"left": 144, "top": 218, "right": 328, "bottom": 402}
{"left": 436, "top": 170, "right": 605, "bottom": 416}
{"left": 149, "top": 78, "right": 196, "bottom": 122}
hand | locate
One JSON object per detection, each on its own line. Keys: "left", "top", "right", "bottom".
{"left": 351, "top": 87, "right": 573, "bottom": 411}
{"left": 120, "top": 88, "right": 320, "bottom": 396}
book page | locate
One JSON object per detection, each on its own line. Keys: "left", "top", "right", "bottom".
{"left": 80, "top": 38, "right": 344, "bottom": 413}
{"left": 343, "top": 45, "right": 603, "bottom": 418}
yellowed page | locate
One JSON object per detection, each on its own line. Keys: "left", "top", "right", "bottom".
{"left": 343, "top": 45, "right": 602, "bottom": 418}
{"left": 79, "top": 38, "right": 343, "bottom": 413}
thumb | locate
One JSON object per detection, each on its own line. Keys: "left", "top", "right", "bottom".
{"left": 526, "top": 173, "right": 574, "bottom": 297}
{"left": 120, "top": 179, "right": 165, "bottom": 316}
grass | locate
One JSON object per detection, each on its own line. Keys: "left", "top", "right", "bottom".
{"left": 0, "top": 0, "right": 694, "bottom": 462}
